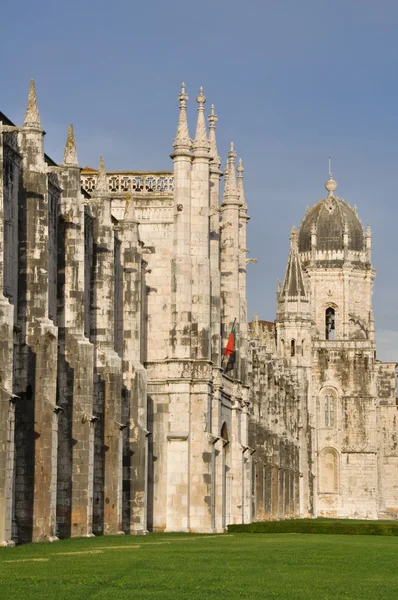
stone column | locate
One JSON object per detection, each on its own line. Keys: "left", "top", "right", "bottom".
{"left": 57, "top": 125, "right": 95, "bottom": 538}
{"left": 0, "top": 125, "right": 17, "bottom": 546}
{"left": 14, "top": 82, "right": 59, "bottom": 542}
{"left": 164, "top": 84, "right": 193, "bottom": 532}
{"left": 237, "top": 160, "right": 250, "bottom": 385}
{"left": 208, "top": 105, "right": 222, "bottom": 370}
{"left": 90, "top": 158, "right": 123, "bottom": 535}
{"left": 188, "top": 88, "right": 213, "bottom": 532}
{"left": 118, "top": 204, "right": 148, "bottom": 534}
{"left": 220, "top": 144, "right": 241, "bottom": 378}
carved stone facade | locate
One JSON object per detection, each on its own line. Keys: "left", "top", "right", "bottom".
{"left": 1, "top": 81, "right": 397, "bottom": 546}
{"left": 249, "top": 175, "right": 398, "bottom": 521}
{"left": 0, "top": 81, "right": 253, "bottom": 545}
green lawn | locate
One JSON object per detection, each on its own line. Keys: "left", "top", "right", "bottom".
{"left": 2, "top": 532, "right": 398, "bottom": 599}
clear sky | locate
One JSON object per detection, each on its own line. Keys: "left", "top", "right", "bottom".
{"left": 1, "top": 0, "right": 397, "bottom": 360}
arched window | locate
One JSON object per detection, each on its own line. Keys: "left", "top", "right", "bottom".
{"left": 319, "top": 447, "right": 339, "bottom": 494}
{"left": 281, "top": 339, "right": 285, "bottom": 357}
{"left": 324, "top": 393, "right": 335, "bottom": 427}
{"left": 325, "top": 307, "right": 336, "bottom": 340}
{"left": 291, "top": 339, "right": 295, "bottom": 357}
{"left": 221, "top": 422, "right": 229, "bottom": 442}
{"left": 301, "top": 339, "right": 305, "bottom": 356}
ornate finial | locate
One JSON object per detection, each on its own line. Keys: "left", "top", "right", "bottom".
{"left": 325, "top": 173, "right": 337, "bottom": 196}
{"left": 97, "top": 155, "right": 108, "bottom": 192}
{"left": 237, "top": 158, "right": 244, "bottom": 176}
{"left": 193, "top": 86, "right": 209, "bottom": 153}
{"left": 173, "top": 82, "right": 190, "bottom": 151}
{"left": 24, "top": 79, "right": 41, "bottom": 128}
{"left": 208, "top": 104, "right": 220, "bottom": 168}
{"left": 63, "top": 123, "right": 78, "bottom": 166}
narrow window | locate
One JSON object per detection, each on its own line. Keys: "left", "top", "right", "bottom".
{"left": 325, "top": 307, "right": 336, "bottom": 340}
{"left": 281, "top": 339, "right": 285, "bottom": 357}
{"left": 302, "top": 339, "right": 305, "bottom": 356}
{"left": 291, "top": 339, "right": 295, "bottom": 357}
{"left": 325, "top": 393, "right": 335, "bottom": 427}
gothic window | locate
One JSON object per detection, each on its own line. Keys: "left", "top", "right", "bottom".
{"left": 48, "top": 187, "right": 58, "bottom": 323}
{"left": 319, "top": 447, "right": 339, "bottom": 494}
{"left": 325, "top": 307, "right": 336, "bottom": 340}
{"left": 3, "top": 157, "right": 14, "bottom": 299}
{"left": 324, "top": 393, "right": 335, "bottom": 427}
{"left": 291, "top": 339, "right": 296, "bottom": 357}
{"left": 84, "top": 210, "right": 94, "bottom": 340}
{"left": 114, "top": 235, "right": 123, "bottom": 356}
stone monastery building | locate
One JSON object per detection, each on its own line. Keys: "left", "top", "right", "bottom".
{"left": 0, "top": 81, "right": 397, "bottom": 546}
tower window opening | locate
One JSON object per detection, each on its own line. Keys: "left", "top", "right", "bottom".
{"left": 302, "top": 339, "right": 305, "bottom": 356}
{"left": 325, "top": 393, "right": 335, "bottom": 427}
{"left": 325, "top": 307, "right": 336, "bottom": 340}
{"left": 291, "top": 339, "right": 295, "bottom": 357}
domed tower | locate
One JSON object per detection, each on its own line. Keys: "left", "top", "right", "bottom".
{"left": 278, "top": 172, "right": 390, "bottom": 520}
{"left": 301, "top": 173, "right": 382, "bottom": 519}
{"left": 298, "top": 174, "right": 375, "bottom": 347}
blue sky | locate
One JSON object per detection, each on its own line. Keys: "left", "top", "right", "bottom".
{"left": 1, "top": 0, "right": 398, "bottom": 360}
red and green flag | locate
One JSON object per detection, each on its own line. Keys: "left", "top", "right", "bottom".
{"left": 224, "top": 319, "right": 236, "bottom": 356}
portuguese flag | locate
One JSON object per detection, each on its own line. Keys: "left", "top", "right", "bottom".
{"left": 224, "top": 319, "right": 236, "bottom": 356}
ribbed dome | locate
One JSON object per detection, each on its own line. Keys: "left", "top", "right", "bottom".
{"left": 298, "top": 195, "right": 364, "bottom": 252}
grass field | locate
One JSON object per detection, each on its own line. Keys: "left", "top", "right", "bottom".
{"left": 2, "top": 532, "right": 398, "bottom": 599}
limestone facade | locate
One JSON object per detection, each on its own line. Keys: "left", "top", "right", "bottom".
{"left": 0, "top": 81, "right": 253, "bottom": 545}
{"left": 1, "top": 81, "right": 397, "bottom": 546}
{"left": 250, "top": 175, "right": 398, "bottom": 521}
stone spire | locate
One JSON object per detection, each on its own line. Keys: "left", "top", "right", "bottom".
{"left": 97, "top": 156, "right": 108, "bottom": 192}
{"left": 208, "top": 104, "right": 221, "bottom": 168}
{"left": 192, "top": 87, "right": 209, "bottom": 153}
{"left": 237, "top": 158, "right": 247, "bottom": 209}
{"left": 63, "top": 124, "right": 79, "bottom": 166}
{"left": 173, "top": 82, "right": 191, "bottom": 152}
{"left": 222, "top": 143, "right": 239, "bottom": 203}
{"left": 281, "top": 226, "right": 307, "bottom": 299}
{"left": 24, "top": 79, "right": 41, "bottom": 128}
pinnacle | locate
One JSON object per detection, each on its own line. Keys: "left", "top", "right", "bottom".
{"left": 173, "top": 82, "right": 190, "bottom": 151}
{"left": 193, "top": 86, "right": 209, "bottom": 153}
{"left": 208, "top": 104, "right": 220, "bottom": 167}
{"left": 96, "top": 155, "right": 108, "bottom": 192}
{"left": 24, "top": 79, "right": 41, "bottom": 128}
{"left": 237, "top": 158, "right": 247, "bottom": 208}
{"left": 223, "top": 142, "right": 239, "bottom": 202}
{"left": 63, "top": 123, "right": 79, "bottom": 166}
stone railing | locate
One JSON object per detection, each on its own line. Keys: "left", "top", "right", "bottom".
{"left": 81, "top": 171, "right": 174, "bottom": 195}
